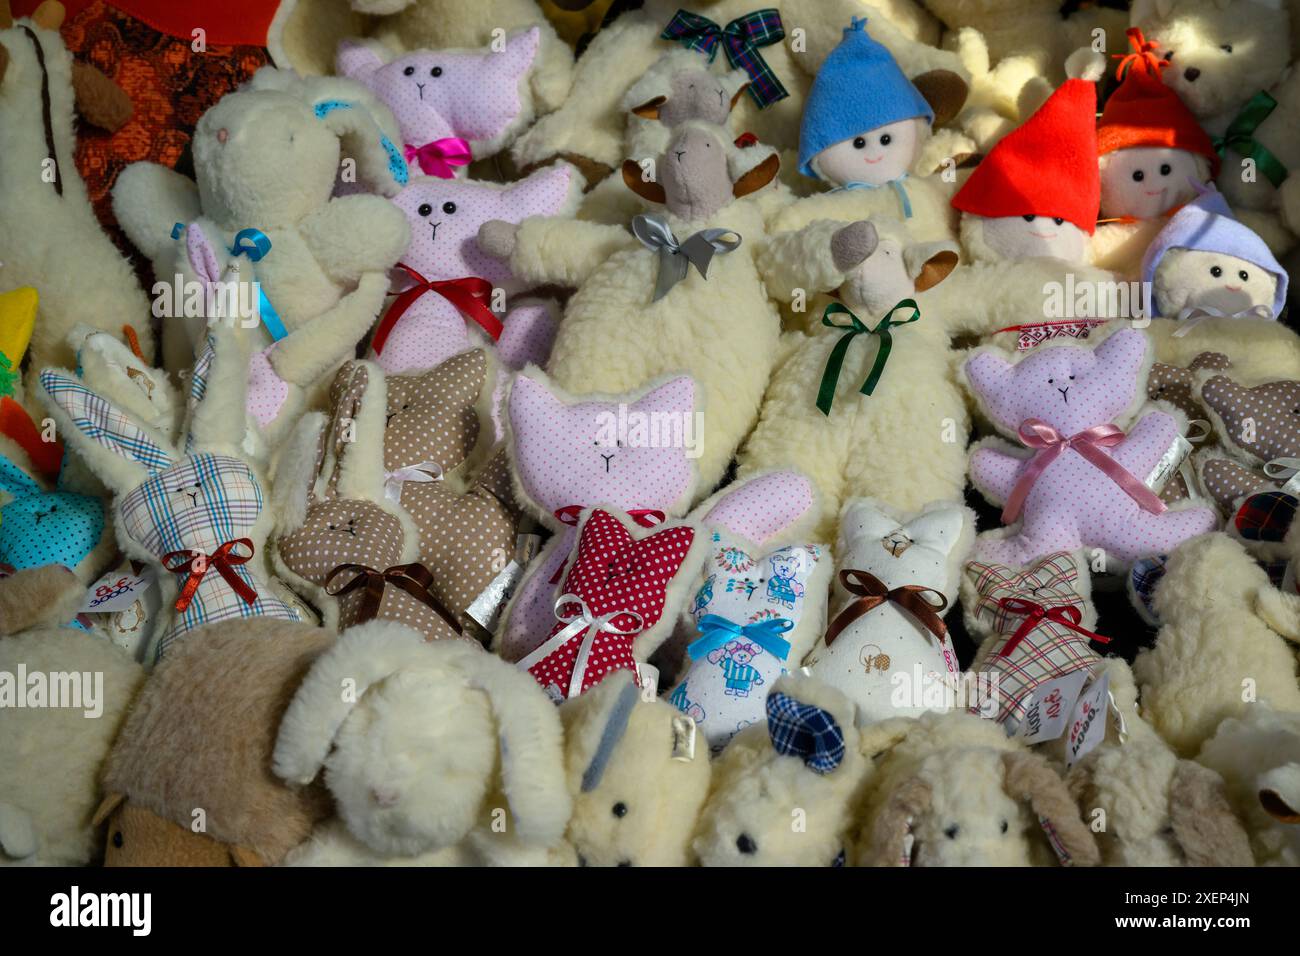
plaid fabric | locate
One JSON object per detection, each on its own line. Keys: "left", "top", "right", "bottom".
{"left": 1234, "top": 491, "right": 1298, "bottom": 542}
{"left": 40, "top": 371, "right": 174, "bottom": 473}
{"left": 1127, "top": 554, "right": 1168, "bottom": 624}
{"left": 660, "top": 8, "right": 789, "bottom": 108}
{"left": 966, "top": 553, "right": 1100, "bottom": 724}
{"left": 766, "top": 691, "right": 845, "bottom": 774}
{"left": 185, "top": 338, "right": 215, "bottom": 454}
{"left": 117, "top": 452, "right": 299, "bottom": 657}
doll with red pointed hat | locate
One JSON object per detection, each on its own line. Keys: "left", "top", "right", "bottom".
{"left": 952, "top": 50, "right": 1105, "bottom": 266}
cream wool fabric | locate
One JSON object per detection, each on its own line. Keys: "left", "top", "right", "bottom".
{"left": 522, "top": 185, "right": 780, "bottom": 493}
{"left": 1134, "top": 532, "right": 1300, "bottom": 758}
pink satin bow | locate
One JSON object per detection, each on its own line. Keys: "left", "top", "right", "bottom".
{"left": 1002, "top": 419, "right": 1168, "bottom": 524}
{"left": 404, "top": 138, "right": 473, "bottom": 179}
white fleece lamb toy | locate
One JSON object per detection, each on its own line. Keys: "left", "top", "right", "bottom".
{"left": 480, "top": 119, "right": 783, "bottom": 492}
{"left": 1197, "top": 703, "right": 1300, "bottom": 866}
{"left": 1134, "top": 532, "right": 1300, "bottom": 758}
{"left": 0, "top": 10, "right": 154, "bottom": 377}
{"left": 111, "top": 67, "right": 411, "bottom": 430}
{"left": 275, "top": 621, "right": 573, "bottom": 866}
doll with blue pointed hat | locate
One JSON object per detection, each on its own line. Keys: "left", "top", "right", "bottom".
{"left": 798, "top": 17, "right": 964, "bottom": 221}
{"left": 1143, "top": 185, "right": 1289, "bottom": 323}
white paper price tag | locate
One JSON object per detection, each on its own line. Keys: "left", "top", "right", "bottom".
{"left": 1066, "top": 671, "right": 1110, "bottom": 767}
{"left": 1017, "top": 670, "right": 1088, "bottom": 744}
{"left": 80, "top": 568, "right": 156, "bottom": 614}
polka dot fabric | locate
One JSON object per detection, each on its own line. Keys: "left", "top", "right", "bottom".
{"left": 965, "top": 329, "right": 1219, "bottom": 567}
{"left": 383, "top": 350, "right": 488, "bottom": 478}
{"left": 338, "top": 28, "right": 539, "bottom": 157}
{"left": 1148, "top": 352, "right": 1232, "bottom": 422}
{"left": 372, "top": 167, "right": 575, "bottom": 376}
{"left": 0, "top": 454, "right": 106, "bottom": 572}
{"left": 1201, "top": 375, "right": 1300, "bottom": 466}
{"left": 522, "top": 509, "right": 696, "bottom": 699}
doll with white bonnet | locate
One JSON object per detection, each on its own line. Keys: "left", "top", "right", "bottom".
{"left": 1090, "top": 29, "right": 1219, "bottom": 276}
{"left": 765, "top": 16, "right": 967, "bottom": 279}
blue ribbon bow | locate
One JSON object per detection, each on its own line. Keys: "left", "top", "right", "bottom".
{"left": 687, "top": 613, "right": 793, "bottom": 662}
{"left": 228, "top": 228, "right": 288, "bottom": 342}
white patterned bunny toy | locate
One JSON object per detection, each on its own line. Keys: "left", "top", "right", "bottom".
{"left": 39, "top": 325, "right": 300, "bottom": 662}
{"left": 805, "top": 498, "right": 974, "bottom": 727}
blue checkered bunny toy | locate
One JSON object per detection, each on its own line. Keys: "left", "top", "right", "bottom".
{"left": 39, "top": 323, "right": 301, "bottom": 662}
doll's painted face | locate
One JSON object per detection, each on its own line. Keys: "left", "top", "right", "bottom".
{"left": 810, "top": 117, "right": 926, "bottom": 187}
{"left": 1153, "top": 248, "right": 1279, "bottom": 317}
{"left": 1100, "top": 147, "right": 1208, "bottom": 219}
{"left": 977, "top": 214, "right": 1089, "bottom": 264}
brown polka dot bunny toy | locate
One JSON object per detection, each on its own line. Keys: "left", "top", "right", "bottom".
{"left": 271, "top": 361, "right": 463, "bottom": 642}
{"left": 1146, "top": 351, "right": 1231, "bottom": 504}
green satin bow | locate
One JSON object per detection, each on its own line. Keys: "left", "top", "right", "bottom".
{"left": 816, "top": 300, "right": 920, "bottom": 416}
{"left": 1215, "top": 91, "right": 1289, "bottom": 189}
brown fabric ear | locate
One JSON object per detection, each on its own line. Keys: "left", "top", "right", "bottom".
{"left": 732, "top": 153, "right": 779, "bottom": 199}
{"left": 229, "top": 845, "right": 267, "bottom": 867}
{"left": 914, "top": 250, "right": 959, "bottom": 292}
{"left": 729, "top": 83, "right": 750, "bottom": 112}
{"left": 622, "top": 159, "right": 667, "bottom": 204}
{"left": 0, "top": 42, "right": 9, "bottom": 88}
{"left": 324, "top": 362, "right": 369, "bottom": 497}
{"left": 92, "top": 792, "right": 128, "bottom": 828}
{"left": 911, "top": 69, "right": 968, "bottom": 128}
{"left": 1169, "top": 760, "right": 1255, "bottom": 866}
{"left": 71, "top": 62, "right": 133, "bottom": 132}
{"left": 31, "top": 0, "right": 64, "bottom": 29}
{"left": 1002, "top": 750, "right": 1100, "bottom": 867}
{"left": 630, "top": 96, "right": 665, "bottom": 119}
{"left": 1260, "top": 788, "right": 1300, "bottom": 824}
{"left": 860, "top": 775, "right": 931, "bottom": 867}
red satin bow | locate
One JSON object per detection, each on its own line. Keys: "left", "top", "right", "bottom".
{"left": 403, "top": 137, "right": 473, "bottom": 179}
{"left": 371, "top": 265, "right": 503, "bottom": 355}
{"left": 995, "top": 597, "right": 1109, "bottom": 659}
{"left": 1001, "top": 419, "right": 1168, "bottom": 524}
{"left": 549, "top": 507, "right": 667, "bottom": 582}
{"left": 162, "top": 539, "right": 257, "bottom": 612}
{"left": 1114, "top": 27, "right": 1164, "bottom": 80}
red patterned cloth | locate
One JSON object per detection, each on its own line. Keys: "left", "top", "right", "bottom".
{"left": 25, "top": 1, "right": 269, "bottom": 251}
{"left": 519, "top": 509, "right": 695, "bottom": 699}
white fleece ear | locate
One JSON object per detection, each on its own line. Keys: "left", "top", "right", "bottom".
{"left": 272, "top": 621, "right": 460, "bottom": 785}
{"left": 273, "top": 412, "right": 327, "bottom": 534}
{"left": 1065, "top": 47, "right": 1106, "bottom": 83}
{"left": 185, "top": 323, "right": 250, "bottom": 454}
{"left": 465, "top": 651, "right": 572, "bottom": 847}
{"left": 305, "top": 79, "right": 407, "bottom": 196}
{"left": 0, "top": 801, "right": 38, "bottom": 861}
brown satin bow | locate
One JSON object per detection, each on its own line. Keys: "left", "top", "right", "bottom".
{"left": 824, "top": 569, "right": 948, "bottom": 648}
{"left": 325, "top": 562, "right": 462, "bottom": 636}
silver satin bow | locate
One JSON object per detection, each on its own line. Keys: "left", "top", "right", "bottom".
{"left": 632, "top": 214, "right": 742, "bottom": 302}
{"left": 1172, "top": 303, "right": 1274, "bottom": 337}
{"left": 382, "top": 461, "right": 443, "bottom": 503}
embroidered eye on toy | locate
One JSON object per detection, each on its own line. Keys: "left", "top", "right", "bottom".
{"left": 963, "top": 327, "right": 1219, "bottom": 568}
{"left": 517, "top": 508, "right": 699, "bottom": 701}
{"left": 39, "top": 328, "right": 301, "bottom": 661}
{"left": 1196, "top": 373, "right": 1300, "bottom": 520}
{"left": 804, "top": 498, "right": 973, "bottom": 726}
{"left": 664, "top": 471, "right": 829, "bottom": 753}
{"left": 961, "top": 552, "right": 1108, "bottom": 731}
{"left": 337, "top": 28, "right": 544, "bottom": 175}
{"left": 369, "top": 163, "right": 580, "bottom": 375}
{"left": 495, "top": 368, "right": 699, "bottom": 665}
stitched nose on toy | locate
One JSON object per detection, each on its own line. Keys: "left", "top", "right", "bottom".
{"left": 1184, "top": 67, "right": 1200, "bottom": 82}
{"left": 601, "top": 453, "right": 614, "bottom": 472}
{"left": 1058, "top": 387, "right": 1070, "bottom": 403}
{"left": 882, "top": 530, "right": 913, "bottom": 557}
{"left": 216, "top": 127, "right": 229, "bottom": 144}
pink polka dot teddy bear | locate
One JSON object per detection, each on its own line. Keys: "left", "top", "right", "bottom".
{"left": 337, "top": 27, "right": 545, "bottom": 179}
{"left": 962, "top": 326, "right": 1219, "bottom": 569}
{"left": 367, "top": 163, "right": 582, "bottom": 375}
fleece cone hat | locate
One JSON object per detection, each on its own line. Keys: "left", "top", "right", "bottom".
{"left": 952, "top": 77, "right": 1101, "bottom": 234}
{"left": 1098, "top": 29, "right": 1219, "bottom": 176}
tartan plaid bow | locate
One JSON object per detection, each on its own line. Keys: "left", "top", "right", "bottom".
{"left": 766, "top": 691, "right": 845, "bottom": 774}
{"left": 660, "top": 8, "right": 789, "bottom": 109}
{"left": 995, "top": 597, "right": 1109, "bottom": 659}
